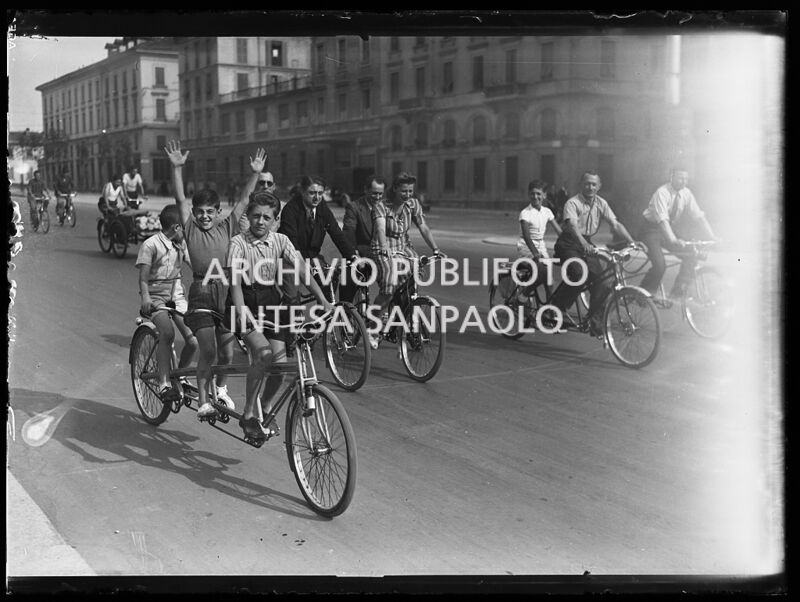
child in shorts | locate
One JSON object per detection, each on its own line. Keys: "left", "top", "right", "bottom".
{"left": 164, "top": 140, "right": 267, "bottom": 418}
{"left": 227, "top": 191, "right": 333, "bottom": 441}
{"left": 136, "top": 204, "right": 197, "bottom": 400}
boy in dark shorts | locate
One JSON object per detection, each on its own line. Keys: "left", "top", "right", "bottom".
{"left": 228, "top": 192, "right": 332, "bottom": 441}
{"left": 164, "top": 140, "right": 267, "bottom": 418}
{"left": 136, "top": 204, "right": 197, "bottom": 400}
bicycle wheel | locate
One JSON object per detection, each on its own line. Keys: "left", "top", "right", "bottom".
{"left": 603, "top": 287, "right": 661, "bottom": 369}
{"left": 400, "top": 296, "right": 446, "bottom": 382}
{"left": 39, "top": 208, "right": 50, "bottom": 234}
{"left": 130, "top": 326, "right": 172, "bottom": 425}
{"left": 98, "top": 220, "right": 112, "bottom": 253}
{"left": 110, "top": 221, "right": 128, "bottom": 258}
{"left": 324, "top": 302, "right": 371, "bottom": 391}
{"left": 285, "top": 383, "right": 357, "bottom": 517}
{"left": 683, "top": 267, "right": 734, "bottom": 339}
{"left": 488, "top": 274, "right": 528, "bottom": 340}
{"left": 67, "top": 205, "right": 77, "bottom": 228}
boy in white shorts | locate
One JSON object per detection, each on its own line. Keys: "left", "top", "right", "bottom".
{"left": 136, "top": 204, "right": 198, "bottom": 401}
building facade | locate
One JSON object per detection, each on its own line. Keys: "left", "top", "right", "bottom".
{"left": 172, "top": 35, "right": 682, "bottom": 218}
{"left": 36, "top": 37, "right": 180, "bottom": 194}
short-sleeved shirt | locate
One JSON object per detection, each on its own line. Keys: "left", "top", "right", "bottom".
{"left": 184, "top": 213, "right": 238, "bottom": 277}
{"left": 370, "top": 197, "right": 425, "bottom": 255}
{"left": 136, "top": 231, "right": 187, "bottom": 297}
{"left": 517, "top": 204, "right": 555, "bottom": 259}
{"left": 103, "top": 183, "right": 125, "bottom": 204}
{"left": 561, "top": 194, "right": 617, "bottom": 238}
{"left": 227, "top": 230, "right": 298, "bottom": 287}
{"left": 54, "top": 175, "right": 73, "bottom": 195}
{"left": 642, "top": 183, "right": 705, "bottom": 225}
{"left": 123, "top": 172, "right": 143, "bottom": 193}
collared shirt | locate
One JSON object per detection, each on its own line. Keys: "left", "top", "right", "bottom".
{"left": 184, "top": 212, "right": 238, "bottom": 277}
{"left": 517, "top": 204, "right": 555, "bottom": 258}
{"left": 27, "top": 179, "right": 46, "bottom": 198}
{"left": 103, "top": 182, "right": 125, "bottom": 204}
{"left": 136, "top": 231, "right": 188, "bottom": 295}
{"left": 642, "top": 183, "right": 705, "bottom": 225}
{"left": 561, "top": 193, "right": 617, "bottom": 238}
{"left": 227, "top": 230, "right": 298, "bottom": 287}
{"left": 370, "top": 197, "right": 425, "bottom": 254}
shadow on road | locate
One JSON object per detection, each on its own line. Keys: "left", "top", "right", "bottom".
{"left": 9, "top": 388, "right": 324, "bottom": 521}
{"left": 100, "top": 333, "right": 133, "bottom": 348}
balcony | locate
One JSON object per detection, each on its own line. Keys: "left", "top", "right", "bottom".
{"left": 484, "top": 82, "right": 528, "bottom": 99}
{"left": 398, "top": 97, "right": 433, "bottom": 111}
{"left": 218, "top": 75, "right": 314, "bottom": 104}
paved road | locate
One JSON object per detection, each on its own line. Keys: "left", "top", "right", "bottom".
{"left": 7, "top": 193, "right": 782, "bottom": 581}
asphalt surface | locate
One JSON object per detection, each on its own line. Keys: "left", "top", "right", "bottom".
{"left": 6, "top": 192, "right": 783, "bottom": 586}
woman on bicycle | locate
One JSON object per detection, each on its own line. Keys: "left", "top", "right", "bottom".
{"left": 227, "top": 191, "right": 333, "bottom": 442}
{"left": 98, "top": 173, "right": 128, "bottom": 217}
{"left": 371, "top": 172, "right": 443, "bottom": 329}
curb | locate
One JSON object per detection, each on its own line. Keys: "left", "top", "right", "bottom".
{"left": 6, "top": 468, "right": 95, "bottom": 577}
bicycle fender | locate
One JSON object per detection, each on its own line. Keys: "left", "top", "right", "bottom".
{"left": 612, "top": 284, "right": 652, "bottom": 297}
{"left": 412, "top": 295, "right": 440, "bottom": 307}
{"left": 129, "top": 323, "right": 157, "bottom": 364}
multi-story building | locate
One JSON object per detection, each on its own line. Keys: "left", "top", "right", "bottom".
{"left": 36, "top": 37, "right": 180, "bottom": 194}
{"left": 175, "top": 36, "right": 316, "bottom": 197}
{"left": 175, "top": 35, "right": 682, "bottom": 219}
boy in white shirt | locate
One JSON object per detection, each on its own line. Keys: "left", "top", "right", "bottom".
{"left": 516, "top": 179, "right": 562, "bottom": 299}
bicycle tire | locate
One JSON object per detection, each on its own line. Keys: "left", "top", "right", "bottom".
{"left": 683, "top": 266, "right": 734, "bottom": 339}
{"left": 67, "top": 205, "right": 77, "bottom": 228}
{"left": 488, "top": 275, "right": 528, "bottom": 340}
{"left": 39, "top": 208, "right": 50, "bottom": 234}
{"left": 324, "top": 302, "right": 371, "bottom": 391}
{"left": 130, "top": 326, "right": 172, "bottom": 425}
{"left": 98, "top": 220, "right": 112, "bottom": 253}
{"left": 285, "top": 383, "right": 357, "bottom": 517}
{"left": 400, "top": 296, "right": 446, "bottom": 382}
{"left": 110, "top": 221, "right": 128, "bottom": 258}
{"left": 603, "top": 287, "right": 661, "bottom": 369}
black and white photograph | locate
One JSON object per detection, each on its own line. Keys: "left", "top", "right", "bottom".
{"left": 6, "top": 10, "right": 785, "bottom": 596}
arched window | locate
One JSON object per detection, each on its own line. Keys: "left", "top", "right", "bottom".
{"left": 416, "top": 122, "right": 428, "bottom": 148}
{"left": 443, "top": 119, "right": 456, "bottom": 147}
{"left": 473, "top": 115, "right": 487, "bottom": 144}
{"left": 504, "top": 112, "right": 520, "bottom": 140}
{"left": 541, "top": 109, "right": 556, "bottom": 139}
{"left": 390, "top": 125, "right": 402, "bottom": 151}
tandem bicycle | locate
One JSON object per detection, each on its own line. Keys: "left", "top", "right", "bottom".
{"left": 489, "top": 243, "right": 662, "bottom": 369}
{"left": 128, "top": 306, "right": 357, "bottom": 517}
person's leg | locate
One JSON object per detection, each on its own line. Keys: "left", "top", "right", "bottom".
{"left": 259, "top": 336, "right": 287, "bottom": 423}
{"left": 172, "top": 314, "right": 198, "bottom": 369}
{"left": 56, "top": 195, "right": 66, "bottom": 220}
{"left": 586, "top": 255, "right": 612, "bottom": 333}
{"left": 548, "top": 243, "right": 585, "bottom": 311}
{"left": 28, "top": 198, "right": 39, "bottom": 229}
{"left": 193, "top": 326, "right": 218, "bottom": 415}
{"left": 241, "top": 329, "right": 272, "bottom": 429}
{"left": 639, "top": 227, "right": 667, "bottom": 294}
{"left": 151, "top": 310, "right": 176, "bottom": 390}
{"left": 670, "top": 241, "right": 698, "bottom": 297}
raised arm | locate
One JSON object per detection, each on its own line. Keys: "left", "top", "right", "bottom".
{"left": 232, "top": 148, "right": 268, "bottom": 223}
{"left": 164, "top": 140, "right": 192, "bottom": 225}
{"left": 323, "top": 204, "right": 356, "bottom": 259}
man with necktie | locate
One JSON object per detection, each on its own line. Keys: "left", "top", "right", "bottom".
{"left": 638, "top": 168, "right": 717, "bottom": 300}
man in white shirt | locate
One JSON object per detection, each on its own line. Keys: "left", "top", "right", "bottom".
{"left": 516, "top": 179, "right": 562, "bottom": 298}
{"left": 639, "top": 168, "right": 716, "bottom": 298}
{"left": 123, "top": 167, "right": 146, "bottom": 207}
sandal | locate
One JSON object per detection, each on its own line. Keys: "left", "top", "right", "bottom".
{"left": 240, "top": 416, "right": 268, "bottom": 442}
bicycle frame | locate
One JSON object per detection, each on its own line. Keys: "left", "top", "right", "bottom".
{"left": 133, "top": 308, "right": 327, "bottom": 440}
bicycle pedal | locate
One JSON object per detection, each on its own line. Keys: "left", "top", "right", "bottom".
{"left": 244, "top": 435, "right": 266, "bottom": 448}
